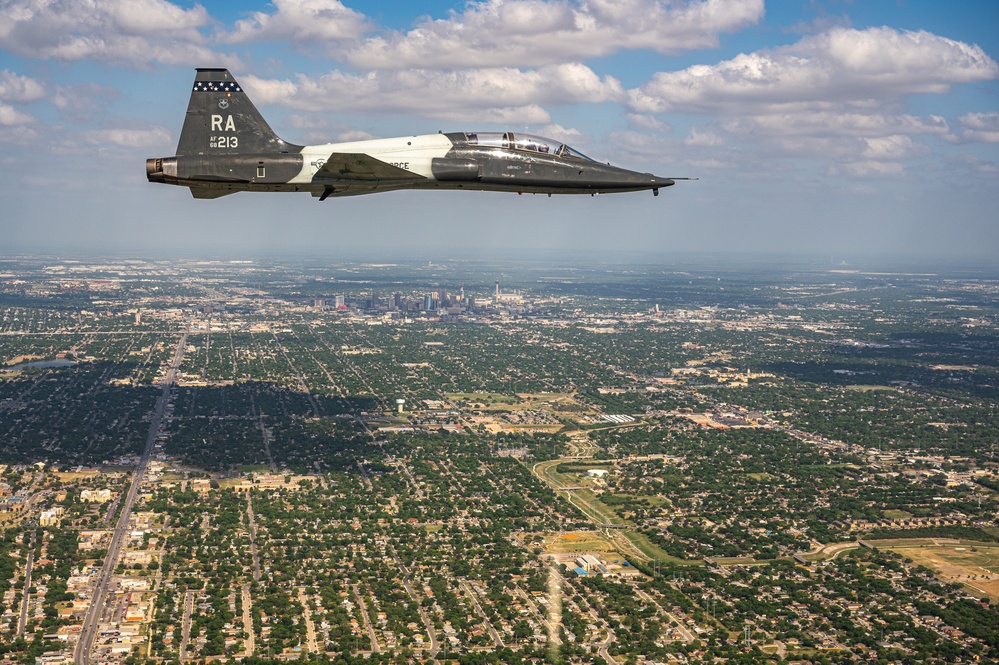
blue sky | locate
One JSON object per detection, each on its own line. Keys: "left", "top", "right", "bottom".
{"left": 0, "top": 0, "right": 997, "bottom": 262}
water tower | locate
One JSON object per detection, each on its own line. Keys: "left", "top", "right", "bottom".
{"left": 396, "top": 399, "right": 405, "bottom": 414}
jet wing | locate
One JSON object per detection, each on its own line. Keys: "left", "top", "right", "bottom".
{"left": 315, "top": 153, "right": 425, "bottom": 181}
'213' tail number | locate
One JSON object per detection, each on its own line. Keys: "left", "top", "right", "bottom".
{"left": 210, "top": 136, "right": 238, "bottom": 148}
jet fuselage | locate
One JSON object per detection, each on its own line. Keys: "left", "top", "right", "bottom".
{"left": 146, "top": 69, "right": 683, "bottom": 200}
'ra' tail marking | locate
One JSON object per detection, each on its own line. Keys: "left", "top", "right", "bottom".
{"left": 176, "top": 68, "right": 301, "bottom": 156}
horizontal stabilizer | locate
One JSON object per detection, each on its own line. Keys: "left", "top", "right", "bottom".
{"left": 315, "top": 153, "right": 426, "bottom": 181}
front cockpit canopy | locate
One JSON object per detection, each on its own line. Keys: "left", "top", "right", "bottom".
{"left": 460, "top": 132, "right": 594, "bottom": 161}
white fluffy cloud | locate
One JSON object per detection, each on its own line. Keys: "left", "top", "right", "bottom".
{"left": 718, "top": 112, "right": 951, "bottom": 141}
{"left": 957, "top": 112, "right": 999, "bottom": 143}
{"left": 626, "top": 114, "right": 671, "bottom": 132}
{"left": 225, "top": 0, "right": 369, "bottom": 44}
{"left": 861, "top": 135, "right": 926, "bottom": 160}
{"left": 83, "top": 127, "right": 173, "bottom": 148}
{"left": 629, "top": 26, "right": 998, "bottom": 114}
{"left": 627, "top": 26, "right": 998, "bottom": 176}
{"left": 242, "top": 63, "right": 623, "bottom": 123}
{"left": 0, "top": 71, "right": 43, "bottom": 129}
{"left": 347, "top": 0, "right": 764, "bottom": 69}
{"left": 0, "top": 103, "right": 34, "bottom": 126}
{"left": 830, "top": 160, "right": 905, "bottom": 178}
{"left": 0, "top": 70, "right": 45, "bottom": 104}
{"left": 0, "top": 0, "right": 231, "bottom": 65}
{"left": 684, "top": 128, "right": 723, "bottom": 146}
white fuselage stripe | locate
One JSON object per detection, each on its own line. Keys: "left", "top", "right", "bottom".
{"left": 292, "top": 133, "right": 454, "bottom": 184}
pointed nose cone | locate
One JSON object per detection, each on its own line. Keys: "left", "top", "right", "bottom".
{"left": 588, "top": 163, "right": 678, "bottom": 192}
{"left": 622, "top": 168, "right": 674, "bottom": 190}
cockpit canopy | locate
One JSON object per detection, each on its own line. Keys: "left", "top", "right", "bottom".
{"left": 460, "top": 132, "right": 594, "bottom": 161}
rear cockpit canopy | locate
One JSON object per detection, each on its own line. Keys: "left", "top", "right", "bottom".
{"left": 457, "top": 132, "right": 594, "bottom": 161}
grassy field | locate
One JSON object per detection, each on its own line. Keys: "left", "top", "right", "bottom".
{"left": 236, "top": 464, "right": 272, "bottom": 474}
{"left": 885, "top": 542, "right": 999, "bottom": 600}
{"left": 447, "top": 392, "right": 521, "bottom": 408}
{"left": 545, "top": 531, "right": 617, "bottom": 555}
{"left": 882, "top": 510, "right": 913, "bottom": 519}
{"left": 449, "top": 391, "right": 591, "bottom": 414}
{"left": 53, "top": 470, "right": 99, "bottom": 482}
{"left": 504, "top": 425, "right": 563, "bottom": 433}
{"left": 845, "top": 385, "right": 900, "bottom": 392}
{"left": 618, "top": 530, "right": 697, "bottom": 566}
{"left": 602, "top": 493, "right": 669, "bottom": 510}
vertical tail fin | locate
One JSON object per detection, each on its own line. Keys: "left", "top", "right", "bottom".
{"left": 176, "top": 68, "right": 300, "bottom": 156}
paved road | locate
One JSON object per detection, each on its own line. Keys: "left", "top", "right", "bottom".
{"left": 17, "top": 530, "right": 36, "bottom": 636}
{"left": 241, "top": 584, "right": 255, "bottom": 657}
{"left": 251, "top": 398, "right": 277, "bottom": 473}
{"left": 245, "top": 493, "right": 262, "bottom": 582}
{"left": 633, "top": 586, "right": 694, "bottom": 642}
{"left": 75, "top": 332, "right": 187, "bottom": 665}
{"left": 351, "top": 583, "right": 379, "bottom": 653}
{"left": 297, "top": 588, "right": 319, "bottom": 653}
{"left": 459, "top": 580, "right": 504, "bottom": 648}
{"left": 387, "top": 546, "right": 438, "bottom": 656}
{"left": 179, "top": 591, "right": 194, "bottom": 660}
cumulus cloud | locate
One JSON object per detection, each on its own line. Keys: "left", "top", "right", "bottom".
{"left": 335, "top": 129, "right": 379, "bottom": 142}
{"left": 0, "top": 0, "right": 233, "bottom": 66}
{"left": 629, "top": 26, "right": 998, "bottom": 114}
{"left": 0, "top": 71, "right": 42, "bottom": 129}
{"left": 241, "top": 63, "right": 623, "bottom": 123}
{"left": 83, "top": 127, "right": 173, "bottom": 148}
{"left": 626, "top": 114, "right": 671, "bottom": 132}
{"left": 830, "top": 160, "right": 905, "bottom": 178}
{"left": 347, "top": 0, "right": 764, "bottom": 69}
{"left": 861, "top": 135, "right": 926, "bottom": 160}
{"left": 533, "top": 123, "right": 583, "bottom": 142}
{"left": 959, "top": 154, "right": 999, "bottom": 175}
{"left": 957, "top": 112, "right": 999, "bottom": 143}
{"left": 684, "top": 128, "right": 723, "bottom": 146}
{"left": 602, "top": 130, "right": 679, "bottom": 163}
{"left": 225, "top": 0, "right": 369, "bottom": 44}
{"left": 0, "top": 70, "right": 45, "bottom": 103}
{"left": 625, "top": 26, "right": 998, "bottom": 173}
{"left": 719, "top": 112, "right": 950, "bottom": 138}
{"left": 0, "top": 103, "right": 34, "bottom": 126}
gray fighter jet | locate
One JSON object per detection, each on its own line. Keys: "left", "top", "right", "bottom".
{"left": 147, "top": 68, "right": 692, "bottom": 200}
